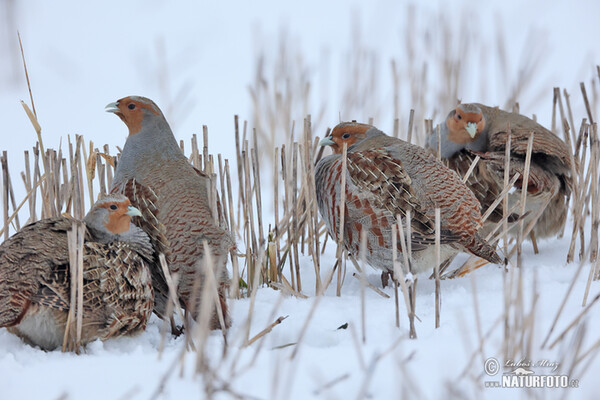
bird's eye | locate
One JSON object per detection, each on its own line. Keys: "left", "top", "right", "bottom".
{"left": 342, "top": 133, "right": 351, "bottom": 139}
{"left": 109, "top": 204, "right": 118, "bottom": 210}
{"left": 457, "top": 114, "right": 462, "bottom": 120}
{"left": 128, "top": 103, "right": 136, "bottom": 110}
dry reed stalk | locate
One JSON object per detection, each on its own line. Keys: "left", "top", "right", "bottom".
{"left": 404, "top": 211, "right": 418, "bottom": 337}
{"left": 392, "top": 224, "right": 404, "bottom": 328}
{"left": 460, "top": 155, "right": 481, "bottom": 184}
{"left": 542, "top": 257, "right": 589, "bottom": 348}
{"left": 246, "top": 316, "right": 288, "bottom": 347}
{"left": 335, "top": 142, "right": 349, "bottom": 297}
{"left": 556, "top": 88, "right": 580, "bottom": 238}
{"left": 568, "top": 122, "right": 590, "bottom": 263}
{"left": 548, "top": 293, "right": 600, "bottom": 350}
{"left": 581, "top": 82, "right": 595, "bottom": 125}
{"left": 193, "top": 244, "right": 223, "bottom": 374}
{"left": 391, "top": 219, "right": 417, "bottom": 338}
{"left": 95, "top": 154, "right": 106, "bottom": 196}
{"left": 157, "top": 272, "right": 178, "bottom": 359}
{"left": 234, "top": 116, "right": 245, "bottom": 230}
{"left": 480, "top": 172, "right": 521, "bottom": 224}
{"left": 224, "top": 160, "right": 240, "bottom": 298}
{"left": 17, "top": 32, "right": 36, "bottom": 117}
{"left": 291, "top": 142, "right": 301, "bottom": 292}
{"left": 22, "top": 151, "right": 35, "bottom": 222}
{"left": 242, "top": 145, "right": 257, "bottom": 293}
{"left": 350, "top": 272, "right": 390, "bottom": 299}
{"left": 359, "top": 230, "right": 367, "bottom": 343}
{"left": 0, "top": 177, "right": 43, "bottom": 237}
{"left": 281, "top": 143, "right": 296, "bottom": 291}
{"left": 589, "top": 123, "right": 599, "bottom": 263}
{"left": 396, "top": 215, "right": 415, "bottom": 335}
{"left": 218, "top": 154, "right": 228, "bottom": 227}
{"left": 21, "top": 102, "right": 49, "bottom": 211}
{"left": 563, "top": 89, "right": 578, "bottom": 147}
{"left": 1, "top": 154, "right": 8, "bottom": 240}
{"left": 2, "top": 153, "right": 21, "bottom": 232}
{"left": 273, "top": 275, "right": 309, "bottom": 299}
{"left": 355, "top": 336, "right": 404, "bottom": 400}
{"left": 243, "top": 245, "right": 266, "bottom": 345}
{"left": 434, "top": 208, "right": 441, "bottom": 329}
{"left": 102, "top": 144, "right": 114, "bottom": 189}
{"left": 469, "top": 274, "right": 486, "bottom": 370}
{"left": 304, "top": 118, "right": 322, "bottom": 293}
{"left": 63, "top": 221, "right": 85, "bottom": 353}
{"left": 273, "top": 147, "right": 281, "bottom": 273}
{"left": 436, "top": 124, "right": 441, "bottom": 161}
{"left": 83, "top": 141, "right": 96, "bottom": 206}
{"left": 251, "top": 148, "right": 264, "bottom": 248}
{"left": 516, "top": 133, "right": 534, "bottom": 268}
{"left": 76, "top": 136, "right": 87, "bottom": 219}
{"left": 407, "top": 109, "right": 415, "bottom": 144}
{"left": 158, "top": 254, "right": 187, "bottom": 330}
{"left": 583, "top": 255, "right": 599, "bottom": 306}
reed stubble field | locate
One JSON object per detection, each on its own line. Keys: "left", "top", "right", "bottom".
{"left": 1, "top": 8, "right": 600, "bottom": 399}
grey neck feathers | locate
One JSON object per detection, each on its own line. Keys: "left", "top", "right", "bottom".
{"left": 428, "top": 124, "right": 489, "bottom": 158}
{"left": 86, "top": 223, "right": 154, "bottom": 259}
{"left": 115, "top": 116, "right": 186, "bottom": 181}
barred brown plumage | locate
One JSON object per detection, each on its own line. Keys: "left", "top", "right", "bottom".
{"left": 428, "top": 103, "right": 573, "bottom": 238}
{"left": 315, "top": 122, "right": 501, "bottom": 276}
{"left": 107, "top": 96, "right": 234, "bottom": 330}
{"left": 0, "top": 194, "right": 153, "bottom": 350}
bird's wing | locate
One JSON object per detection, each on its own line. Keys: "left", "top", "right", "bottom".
{"left": 0, "top": 218, "right": 74, "bottom": 325}
{"left": 82, "top": 242, "right": 154, "bottom": 337}
{"left": 111, "top": 178, "right": 170, "bottom": 318}
{"left": 481, "top": 104, "right": 573, "bottom": 174}
{"left": 347, "top": 148, "right": 458, "bottom": 248}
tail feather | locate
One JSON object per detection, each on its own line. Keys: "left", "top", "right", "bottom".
{"left": 466, "top": 233, "right": 502, "bottom": 264}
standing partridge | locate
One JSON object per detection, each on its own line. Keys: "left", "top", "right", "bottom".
{"left": 315, "top": 121, "right": 501, "bottom": 276}
{"left": 106, "top": 96, "right": 233, "bottom": 330}
{"left": 428, "top": 103, "right": 573, "bottom": 239}
{"left": 0, "top": 195, "right": 154, "bottom": 350}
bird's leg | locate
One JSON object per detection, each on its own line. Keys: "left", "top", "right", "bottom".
{"left": 454, "top": 258, "right": 490, "bottom": 278}
{"left": 170, "top": 315, "right": 184, "bottom": 337}
{"left": 529, "top": 231, "right": 539, "bottom": 254}
{"left": 381, "top": 270, "right": 390, "bottom": 288}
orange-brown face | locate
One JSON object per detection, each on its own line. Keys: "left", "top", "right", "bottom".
{"left": 321, "top": 123, "right": 371, "bottom": 154}
{"left": 107, "top": 96, "right": 161, "bottom": 136}
{"left": 99, "top": 198, "right": 133, "bottom": 234}
{"left": 446, "top": 106, "right": 486, "bottom": 144}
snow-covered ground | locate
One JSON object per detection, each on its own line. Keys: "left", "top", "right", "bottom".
{"left": 1, "top": 1, "right": 600, "bottom": 399}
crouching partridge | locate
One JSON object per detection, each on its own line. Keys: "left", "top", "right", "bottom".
{"left": 106, "top": 96, "right": 234, "bottom": 330}
{"left": 0, "top": 195, "right": 154, "bottom": 350}
{"left": 315, "top": 122, "right": 501, "bottom": 276}
{"left": 428, "top": 103, "right": 573, "bottom": 239}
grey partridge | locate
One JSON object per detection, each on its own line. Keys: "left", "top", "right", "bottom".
{"left": 428, "top": 103, "right": 573, "bottom": 239}
{"left": 106, "top": 96, "right": 234, "bottom": 330}
{"left": 315, "top": 122, "right": 501, "bottom": 275}
{"left": 0, "top": 195, "right": 153, "bottom": 350}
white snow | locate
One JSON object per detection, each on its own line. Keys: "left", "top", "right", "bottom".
{"left": 1, "top": 1, "right": 599, "bottom": 399}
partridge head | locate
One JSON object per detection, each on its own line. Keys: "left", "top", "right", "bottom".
{"left": 319, "top": 121, "right": 375, "bottom": 153}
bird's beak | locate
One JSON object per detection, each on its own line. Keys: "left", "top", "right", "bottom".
{"left": 126, "top": 205, "right": 143, "bottom": 217}
{"left": 465, "top": 122, "right": 478, "bottom": 138}
{"left": 319, "top": 136, "right": 335, "bottom": 146}
{"left": 105, "top": 101, "right": 120, "bottom": 114}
